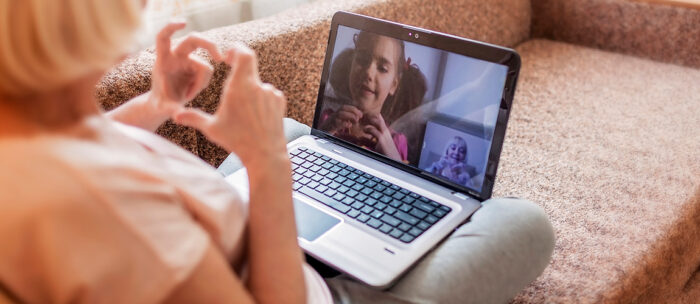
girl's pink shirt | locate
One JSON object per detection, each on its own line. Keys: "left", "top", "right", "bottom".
{"left": 0, "top": 116, "right": 331, "bottom": 304}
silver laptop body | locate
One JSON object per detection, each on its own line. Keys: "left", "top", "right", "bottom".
{"left": 226, "top": 11, "right": 521, "bottom": 288}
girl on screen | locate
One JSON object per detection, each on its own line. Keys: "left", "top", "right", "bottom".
{"left": 427, "top": 136, "right": 475, "bottom": 188}
{"left": 319, "top": 30, "right": 426, "bottom": 163}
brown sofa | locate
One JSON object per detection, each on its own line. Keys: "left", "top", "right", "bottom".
{"left": 97, "top": 0, "right": 700, "bottom": 302}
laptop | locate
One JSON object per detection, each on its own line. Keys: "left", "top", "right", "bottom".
{"left": 226, "top": 11, "right": 520, "bottom": 289}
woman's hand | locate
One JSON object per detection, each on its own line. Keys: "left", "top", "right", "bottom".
{"left": 173, "top": 45, "right": 287, "bottom": 167}
{"left": 364, "top": 113, "right": 403, "bottom": 161}
{"left": 105, "top": 23, "right": 224, "bottom": 131}
{"left": 150, "top": 22, "right": 224, "bottom": 117}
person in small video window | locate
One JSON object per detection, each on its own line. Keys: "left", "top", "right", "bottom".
{"left": 319, "top": 30, "right": 426, "bottom": 163}
{"left": 427, "top": 136, "right": 474, "bottom": 188}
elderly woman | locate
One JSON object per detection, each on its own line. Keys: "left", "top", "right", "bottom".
{"left": 0, "top": 1, "right": 554, "bottom": 303}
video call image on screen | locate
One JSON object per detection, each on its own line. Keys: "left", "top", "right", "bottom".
{"left": 318, "top": 25, "right": 508, "bottom": 192}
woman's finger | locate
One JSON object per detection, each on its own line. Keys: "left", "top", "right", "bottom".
{"left": 185, "top": 59, "right": 215, "bottom": 100}
{"left": 173, "top": 108, "right": 214, "bottom": 131}
{"left": 174, "top": 34, "right": 224, "bottom": 62}
{"left": 156, "top": 22, "right": 186, "bottom": 58}
{"left": 227, "top": 45, "right": 259, "bottom": 85}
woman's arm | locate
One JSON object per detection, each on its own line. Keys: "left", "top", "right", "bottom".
{"left": 174, "top": 46, "right": 305, "bottom": 304}
{"left": 106, "top": 23, "right": 223, "bottom": 132}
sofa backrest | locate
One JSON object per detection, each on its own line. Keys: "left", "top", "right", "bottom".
{"left": 97, "top": 0, "right": 532, "bottom": 166}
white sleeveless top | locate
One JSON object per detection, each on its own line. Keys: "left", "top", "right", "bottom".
{"left": 0, "top": 116, "right": 331, "bottom": 303}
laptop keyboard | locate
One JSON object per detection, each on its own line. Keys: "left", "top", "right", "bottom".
{"left": 289, "top": 147, "right": 451, "bottom": 243}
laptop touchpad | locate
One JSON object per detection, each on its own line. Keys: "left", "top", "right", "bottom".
{"left": 294, "top": 198, "right": 340, "bottom": 242}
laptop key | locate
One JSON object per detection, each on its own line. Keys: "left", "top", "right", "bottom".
{"left": 351, "top": 201, "right": 365, "bottom": 210}
{"left": 347, "top": 209, "right": 361, "bottom": 218}
{"left": 298, "top": 177, "right": 311, "bottom": 185}
{"left": 292, "top": 182, "right": 302, "bottom": 191}
{"left": 341, "top": 197, "right": 354, "bottom": 205}
{"left": 379, "top": 224, "right": 393, "bottom": 234}
{"left": 328, "top": 182, "right": 341, "bottom": 190}
{"left": 345, "top": 190, "right": 359, "bottom": 198}
{"left": 367, "top": 218, "right": 382, "bottom": 228}
{"left": 394, "top": 211, "right": 419, "bottom": 226}
{"left": 433, "top": 209, "right": 448, "bottom": 218}
{"left": 370, "top": 210, "right": 384, "bottom": 218}
{"left": 408, "top": 227, "right": 423, "bottom": 237}
{"left": 357, "top": 214, "right": 371, "bottom": 223}
{"left": 307, "top": 181, "right": 320, "bottom": 189}
{"left": 399, "top": 234, "right": 415, "bottom": 243}
{"left": 380, "top": 214, "right": 401, "bottom": 227}
{"left": 355, "top": 194, "right": 368, "bottom": 202}
{"left": 413, "top": 201, "right": 435, "bottom": 213}
{"left": 425, "top": 215, "right": 438, "bottom": 224}
{"left": 374, "top": 202, "right": 387, "bottom": 210}
{"left": 360, "top": 206, "right": 374, "bottom": 214}
{"left": 316, "top": 185, "right": 328, "bottom": 193}
{"left": 389, "top": 199, "right": 402, "bottom": 208}
{"left": 337, "top": 186, "right": 350, "bottom": 193}
{"left": 417, "top": 221, "right": 430, "bottom": 230}
{"left": 398, "top": 223, "right": 412, "bottom": 232}
{"left": 399, "top": 204, "right": 412, "bottom": 213}
{"left": 361, "top": 198, "right": 375, "bottom": 207}
{"left": 389, "top": 228, "right": 403, "bottom": 239}
{"left": 409, "top": 208, "right": 428, "bottom": 219}
{"left": 299, "top": 187, "right": 351, "bottom": 214}
{"left": 323, "top": 189, "right": 337, "bottom": 197}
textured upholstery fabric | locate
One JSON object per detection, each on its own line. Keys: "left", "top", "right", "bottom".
{"left": 531, "top": 0, "right": 700, "bottom": 68}
{"left": 504, "top": 39, "right": 700, "bottom": 303}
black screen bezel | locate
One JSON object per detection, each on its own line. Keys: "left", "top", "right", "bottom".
{"left": 311, "top": 11, "right": 520, "bottom": 201}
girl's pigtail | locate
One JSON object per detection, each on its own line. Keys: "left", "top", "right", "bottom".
{"left": 381, "top": 62, "right": 427, "bottom": 124}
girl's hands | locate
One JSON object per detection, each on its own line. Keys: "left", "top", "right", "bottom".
{"left": 319, "top": 105, "right": 363, "bottom": 135}
{"left": 363, "top": 113, "right": 402, "bottom": 161}
{"left": 173, "top": 45, "right": 288, "bottom": 167}
{"left": 151, "top": 22, "right": 224, "bottom": 117}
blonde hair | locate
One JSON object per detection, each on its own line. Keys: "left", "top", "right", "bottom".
{"left": 0, "top": 0, "right": 143, "bottom": 96}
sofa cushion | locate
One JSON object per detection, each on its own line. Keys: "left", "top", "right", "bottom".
{"left": 531, "top": 0, "right": 700, "bottom": 69}
{"left": 502, "top": 39, "right": 700, "bottom": 303}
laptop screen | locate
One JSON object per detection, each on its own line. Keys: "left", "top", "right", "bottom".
{"left": 314, "top": 23, "right": 512, "bottom": 194}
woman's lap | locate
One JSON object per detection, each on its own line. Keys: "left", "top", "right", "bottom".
{"left": 217, "top": 118, "right": 555, "bottom": 304}
{"left": 326, "top": 198, "right": 555, "bottom": 304}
